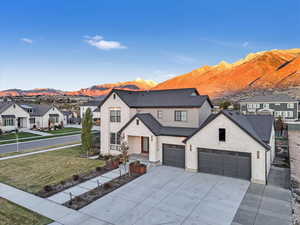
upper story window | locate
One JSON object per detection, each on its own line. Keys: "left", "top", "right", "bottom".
{"left": 219, "top": 128, "right": 226, "bottom": 142}
{"left": 110, "top": 110, "right": 121, "bottom": 122}
{"left": 174, "top": 110, "right": 187, "bottom": 122}
{"left": 113, "top": 93, "right": 116, "bottom": 99}
{"left": 263, "top": 103, "right": 269, "bottom": 109}
{"left": 136, "top": 119, "right": 139, "bottom": 125}
{"left": 287, "top": 103, "right": 294, "bottom": 109}
{"left": 157, "top": 110, "right": 163, "bottom": 119}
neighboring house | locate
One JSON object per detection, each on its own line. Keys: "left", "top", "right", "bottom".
{"left": 100, "top": 88, "right": 275, "bottom": 184}
{"left": 80, "top": 100, "right": 102, "bottom": 121}
{"left": 240, "top": 95, "right": 299, "bottom": 121}
{"left": 20, "top": 104, "right": 65, "bottom": 129}
{"left": 0, "top": 102, "right": 30, "bottom": 132}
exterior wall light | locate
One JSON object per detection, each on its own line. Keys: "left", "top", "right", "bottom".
{"left": 190, "top": 144, "right": 192, "bottom": 151}
{"left": 257, "top": 151, "right": 260, "bottom": 159}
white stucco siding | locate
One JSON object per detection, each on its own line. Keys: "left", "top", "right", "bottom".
{"left": 100, "top": 93, "right": 131, "bottom": 155}
{"left": 134, "top": 107, "right": 201, "bottom": 128}
{"left": 0, "top": 104, "right": 30, "bottom": 131}
{"left": 121, "top": 118, "right": 158, "bottom": 162}
{"left": 198, "top": 100, "right": 212, "bottom": 126}
{"left": 186, "top": 114, "right": 268, "bottom": 184}
{"left": 157, "top": 136, "right": 186, "bottom": 163}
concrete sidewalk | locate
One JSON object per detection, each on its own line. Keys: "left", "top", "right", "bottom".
{"left": 0, "top": 143, "right": 80, "bottom": 161}
{"left": 21, "top": 128, "right": 53, "bottom": 136}
{"left": 0, "top": 183, "right": 111, "bottom": 225}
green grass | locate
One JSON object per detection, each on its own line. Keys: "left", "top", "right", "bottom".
{"left": 0, "top": 197, "right": 53, "bottom": 225}
{"left": 0, "top": 132, "right": 40, "bottom": 141}
{"left": 45, "top": 127, "right": 81, "bottom": 134}
{"left": 0, "top": 146, "right": 104, "bottom": 194}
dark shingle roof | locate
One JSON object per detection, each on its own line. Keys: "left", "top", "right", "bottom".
{"left": 240, "top": 95, "right": 297, "bottom": 103}
{"left": 245, "top": 114, "right": 274, "bottom": 143}
{"left": 118, "top": 113, "right": 197, "bottom": 137}
{"left": 82, "top": 100, "right": 102, "bottom": 107}
{"left": 184, "top": 110, "right": 273, "bottom": 150}
{"left": 102, "top": 88, "right": 212, "bottom": 108}
{"left": 0, "top": 102, "right": 13, "bottom": 114}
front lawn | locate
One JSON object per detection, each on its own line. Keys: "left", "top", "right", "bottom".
{"left": 45, "top": 127, "right": 81, "bottom": 134}
{"left": 0, "top": 146, "right": 104, "bottom": 194}
{"left": 0, "top": 198, "right": 52, "bottom": 225}
{"left": 0, "top": 132, "right": 40, "bottom": 141}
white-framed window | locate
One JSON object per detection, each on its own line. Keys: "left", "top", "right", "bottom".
{"left": 263, "top": 103, "right": 269, "bottom": 109}
{"left": 255, "top": 103, "right": 261, "bottom": 109}
{"left": 287, "top": 103, "right": 294, "bottom": 109}
{"left": 247, "top": 104, "right": 253, "bottom": 109}
{"left": 288, "top": 111, "right": 294, "bottom": 118}
{"left": 29, "top": 118, "right": 35, "bottom": 124}
{"left": 3, "top": 117, "right": 14, "bottom": 126}
{"left": 282, "top": 111, "right": 288, "bottom": 117}
{"left": 174, "top": 111, "right": 187, "bottom": 122}
{"left": 157, "top": 110, "right": 163, "bottom": 119}
{"left": 110, "top": 132, "right": 121, "bottom": 145}
{"left": 110, "top": 110, "right": 121, "bottom": 122}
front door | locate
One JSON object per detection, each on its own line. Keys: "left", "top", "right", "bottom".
{"left": 141, "top": 137, "right": 149, "bottom": 154}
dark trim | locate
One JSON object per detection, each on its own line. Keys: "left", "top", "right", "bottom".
{"left": 117, "top": 114, "right": 158, "bottom": 136}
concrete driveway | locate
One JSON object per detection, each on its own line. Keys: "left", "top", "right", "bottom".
{"left": 80, "top": 166, "right": 249, "bottom": 225}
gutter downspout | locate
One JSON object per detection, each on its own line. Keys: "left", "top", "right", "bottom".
{"left": 265, "top": 150, "right": 268, "bottom": 185}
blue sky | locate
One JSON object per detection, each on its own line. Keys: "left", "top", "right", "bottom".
{"left": 0, "top": 0, "right": 299, "bottom": 91}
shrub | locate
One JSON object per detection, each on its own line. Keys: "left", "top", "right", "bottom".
{"left": 0, "top": 129, "right": 2, "bottom": 136}
{"left": 60, "top": 180, "right": 66, "bottom": 185}
{"left": 103, "top": 182, "right": 112, "bottom": 190}
{"left": 96, "top": 166, "right": 102, "bottom": 172}
{"left": 43, "top": 185, "right": 53, "bottom": 192}
{"left": 72, "top": 174, "right": 80, "bottom": 181}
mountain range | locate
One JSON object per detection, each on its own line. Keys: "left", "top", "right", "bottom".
{"left": 0, "top": 79, "right": 157, "bottom": 97}
{"left": 1, "top": 48, "right": 300, "bottom": 99}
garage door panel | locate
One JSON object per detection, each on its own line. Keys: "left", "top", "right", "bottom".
{"left": 163, "top": 144, "right": 185, "bottom": 168}
{"left": 223, "top": 154, "right": 238, "bottom": 178}
{"left": 237, "top": 156, "right": 251, "bottom": 180}
{"left": 198, "top": 148, "right": 251, "bottom": 180}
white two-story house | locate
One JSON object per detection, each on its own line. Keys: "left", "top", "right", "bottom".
{"left": 100, "top": 88, "right": 275, "bottom": 184}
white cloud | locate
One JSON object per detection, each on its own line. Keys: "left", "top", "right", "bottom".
{"left": 84, "top": 35, "right": 127, "bottom": 50}
{"left": 20, "top": 38, "right": 33, "bottom": 44}
{"left": 242, "top": 41, "right": 249, "bottom": 47}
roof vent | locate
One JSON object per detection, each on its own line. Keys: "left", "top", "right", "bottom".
{"left": 190, "top": 92, "right": 197, "bottom": 96}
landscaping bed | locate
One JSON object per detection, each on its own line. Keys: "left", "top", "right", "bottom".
{"left": 37, "top": 165, "right": 115, "bottom": 198}
{"left": 63, "top": 173, "right": 142, "bottom": 210}
{"left": 0, "top": 197, "right": 53, "bottom": 225}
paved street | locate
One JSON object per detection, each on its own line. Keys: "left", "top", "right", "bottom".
{"left": 0, "top": 134, "right": 81, "bottom": 154}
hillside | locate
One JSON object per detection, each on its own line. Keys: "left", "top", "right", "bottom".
{"left": 0, "top": 79, "right": 157, "bottom": 97}
{"left": 153, "top": 48, "right": 300, "bottom": 98}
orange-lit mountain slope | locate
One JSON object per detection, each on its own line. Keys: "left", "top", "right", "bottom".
{"left": 153, "top": 48, "right": 300, "bottom": 98}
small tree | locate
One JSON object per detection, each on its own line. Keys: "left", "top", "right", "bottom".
{"left": 220, "top": 101, "right": 231, "bottom": 110}
{"left": 81, "top": 108, "right": 93, "bottom": 156}
{"left": 275, "top": 116, "right": 284, "bottom": 136}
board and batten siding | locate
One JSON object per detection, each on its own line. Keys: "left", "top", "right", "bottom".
{"left": 185, "top": 113, "right": 269, "bottom": 184}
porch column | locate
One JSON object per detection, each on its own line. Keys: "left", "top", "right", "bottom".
{"left": 149, "top": 135, "right": 158, "bottom": 162}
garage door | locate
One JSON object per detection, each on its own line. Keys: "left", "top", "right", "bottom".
{"left": 198, "top": 148, "right": 251, "bottom": 180}
{"left": 163, "top": 144, "right": 185, "bottom": 168}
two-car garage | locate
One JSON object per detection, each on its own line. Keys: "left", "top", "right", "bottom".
{"left": 198, "top": 148, "right": 252, "bottom": 180}
{"left": 162, "top": 144, "right": 252, "bottom": 181}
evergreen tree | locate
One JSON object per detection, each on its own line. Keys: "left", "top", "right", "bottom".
{"left": 81, "top": 108, "right": 93, "bottom": 156}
